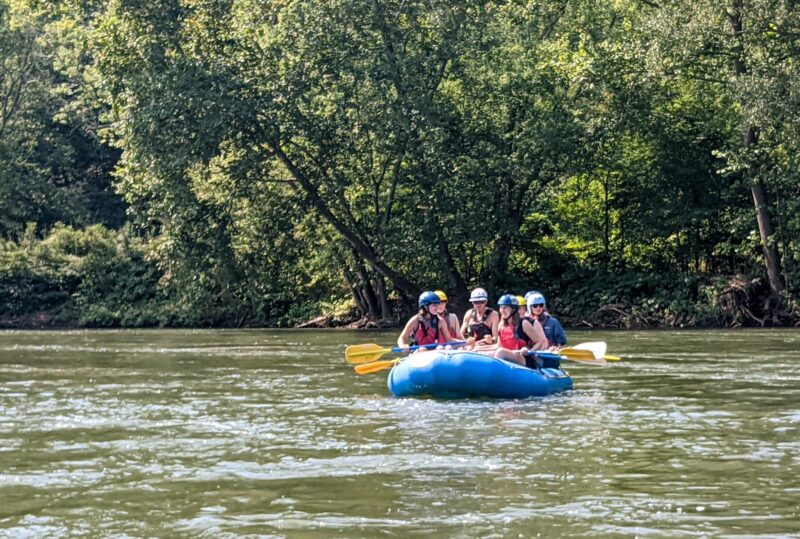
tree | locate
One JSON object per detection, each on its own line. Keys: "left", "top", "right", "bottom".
{"left": 95, "top": 0, "right": 597, "bottom": 317}
{"left": 0, "top": 0, "right": 123, "bottom": 239}
{"left": 639, "top": 0, "right": 800, "bottom": 297}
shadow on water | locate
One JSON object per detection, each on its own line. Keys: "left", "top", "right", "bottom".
{"left": 1, "top": 328, "right": 799, "bottom": 538}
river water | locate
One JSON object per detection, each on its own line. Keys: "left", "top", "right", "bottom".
{"left": 1, "top": 329, "right": 799, "bottom": 538}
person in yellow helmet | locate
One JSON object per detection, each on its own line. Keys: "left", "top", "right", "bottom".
{"left": 515, "top": 295, "right": 527, "bottom": 319}
{"left": 434, "top": 290, "right": 461, "bottom": 339}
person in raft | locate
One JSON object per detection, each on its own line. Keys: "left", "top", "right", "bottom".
{"left": 524, "top": 291, "right": 567, "bottom": 350}
{"left": 493, "top": 294, "right": 549, "bottom": 366}
{"left": 397, "top": 291, "right": 454, "bottom": 351}
{"left": 434, "top": 290, "right": 461, "bottom": 339}
{"left": 515, "top": 295, "right": 527, "bottom": 319}
{"left": 460, "top": 287, "right": 499, "bottom": 348}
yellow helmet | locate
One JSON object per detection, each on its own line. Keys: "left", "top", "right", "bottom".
{"left": 516, "top": 295, "right": 525, "bottom": 307}
{"left": 434, "top": 290, "right": 448, "bottom": 302}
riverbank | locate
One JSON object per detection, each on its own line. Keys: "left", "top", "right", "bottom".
{"left": 3, "top": 226, "right": 798, "bottom": 331}
{"left": 4, "top": 294, "right": 798, "bottom": 331}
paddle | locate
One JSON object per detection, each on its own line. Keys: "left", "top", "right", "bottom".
{"left": 557, "top": 348, "right": 596, "bottom": 361}
{"left": 354, "top": 358, "right": 402, "bottom": 375}
{"left": 565, "top": 341, "right": 621, "bottom": 361}
{"left": 345, "top": 341, "right": 466, "bottom": 364}
{"left": 528, "top": 350, "right": 607, "bottom": 367}
{"left": 355, "top": 348, "right": 606, "bottom": 375}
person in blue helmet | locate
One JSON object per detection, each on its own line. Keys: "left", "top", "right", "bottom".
{"left": 397, "top": 291, "right": 454, "bottom": 351}
{"left": 493, "top": 294, "right": 548, "bottom": 365}
{"left": 524, "top": 291, "right": 567, "bottom": 349}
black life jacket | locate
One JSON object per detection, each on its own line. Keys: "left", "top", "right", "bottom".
{"left": 514, "top": 317, "right": 534, "bottom": 347}
{"left": 467, "top": 307, "right": 494, "bottom": 340}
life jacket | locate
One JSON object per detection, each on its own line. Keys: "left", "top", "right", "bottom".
{"left": 519, "top": 317, "right": 560, "bottom": 369}
{"left": 536, "top": 313, "right": 559, "bottom": 347}
{"left": 412, "top": 315, "right": 440, "bottom": 346}
{"left": 466, "top": 308, "right": 494, "bottom": 340}
{"left": 498, "top": 317, "right": 533, "bottom": 350}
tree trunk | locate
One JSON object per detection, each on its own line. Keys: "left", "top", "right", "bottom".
{"left": 342, "top": 265, "right": 368, "bottom": 316}
{"left": 353, "top": 257, "right": 380, "bottom": 321}
{"left": 750, "top": 179, "right": 783, "bottom": 293}
{"left": 436, "top": 235, "right": 470, "bottom": 314}
{"left": 603, "top": 172, "right": 610, "bottom": 269}
{"left": 486, "top": 196, "right": 526, "bottom": 289}
{"left": 375, "top": 273, "right": 391, "bottom": 320}
{"left": 730, "top": 3, "right": 784, "bottom": 295}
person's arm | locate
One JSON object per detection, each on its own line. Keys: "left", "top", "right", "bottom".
{"left": 397, "top": 317, "right": 419, "bottom": 349}
{"left": 460, "top": 309, "right": 473, "bottom": 339}
{"left": 485, "top": 310, "right": 500, "bottom": 344}
{"left": 552, "top": 319, "right": 567, "bottom": 347}
{"left": 448, "top": 313, "right": 460, "bottom": 339}
{"left": 522, "top": 319, "right": 548, "bottom": 351}
{"left": 437, "top": 313, "right": 452, "bottom": 343}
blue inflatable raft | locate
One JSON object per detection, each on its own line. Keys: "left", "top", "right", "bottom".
{"left": 387, "top": 350, "right": 573, "bottom": 399}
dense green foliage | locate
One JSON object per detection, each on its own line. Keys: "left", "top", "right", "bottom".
{"left": 2, "top": 0, "right": 799, "bottom": 328}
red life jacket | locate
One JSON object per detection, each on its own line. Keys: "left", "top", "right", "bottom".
{"left": 498, "top": 321, "right": 528, "bottom": 350}
{"left": 413, "top": 316, "right": 440, "bottom": 346}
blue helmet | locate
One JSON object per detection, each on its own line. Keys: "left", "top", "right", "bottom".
{"left": 418, "top": 291, "right": 441, "bottom": 308}
{"left": 526, "top": 291, "right": 546, "bottom": 306}
{"left": 497, "top": 294, "right": 519, "bottom": 307}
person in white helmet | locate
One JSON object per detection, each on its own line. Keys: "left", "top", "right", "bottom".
{"left": 524, "top": 290, "right": 567, "bottom": 349}
{"left": 460, "top": 287, "right": 499, "bottom": 348}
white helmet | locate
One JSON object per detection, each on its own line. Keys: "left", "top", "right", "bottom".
{"left": 469, "top": 287, "right": 489, "bottom": 302}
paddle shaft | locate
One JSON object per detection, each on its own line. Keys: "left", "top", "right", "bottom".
{"left": 525, "top": 350, "right": 608, "bottom": 367}
{"left": 391, "top": 341, "right": 465, "bottom": 354}
{"left": 350, "top": 341, "right": 467, "bottom": 373}
{"left": 345, "top": 341, "right": 465, "bottom": 364}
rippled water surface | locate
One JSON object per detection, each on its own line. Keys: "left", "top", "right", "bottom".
{"left": 1, "top": 329, "right": 799, "bottom": 538}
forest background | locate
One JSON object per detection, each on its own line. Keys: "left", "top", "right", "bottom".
{"left": 2, "top": 0, "right": 800, "bottom": 329}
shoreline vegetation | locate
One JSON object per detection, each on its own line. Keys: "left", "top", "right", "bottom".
{"left": 3, "top": 292, "right": 798, "bottom": 331}
{"left": 3, "top": 1, "right": 800, "bottom": 331}
{"left": 2, "top": 224, "right": 797, "bottom": 331}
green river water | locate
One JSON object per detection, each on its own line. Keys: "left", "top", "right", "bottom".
{"left": 1, "top": 329, "right": 799, "bottom": 538}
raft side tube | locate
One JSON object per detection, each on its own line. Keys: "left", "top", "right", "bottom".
{"left": 387, "top": 350, "right": 572, "bottom": 399}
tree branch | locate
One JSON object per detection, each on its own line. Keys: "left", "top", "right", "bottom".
{"left": 271, "top": 141, "right": 420, "bottom": 298}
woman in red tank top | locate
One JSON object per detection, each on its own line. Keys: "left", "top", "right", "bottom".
{"left": 492, "top": 294, "right": 547, "bottom": 366}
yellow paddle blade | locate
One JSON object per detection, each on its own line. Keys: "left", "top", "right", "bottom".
{"left": 573, "top": 341, "right": 607, "bottom": 358}
{"left": 559, "top": 348, "right": 596, "bottom": 361}
{"left": 354, "top": 358, "right": 399, "bottom": 375}
{"left": 345, "top": 343, "right": 391, "bottom": 364}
